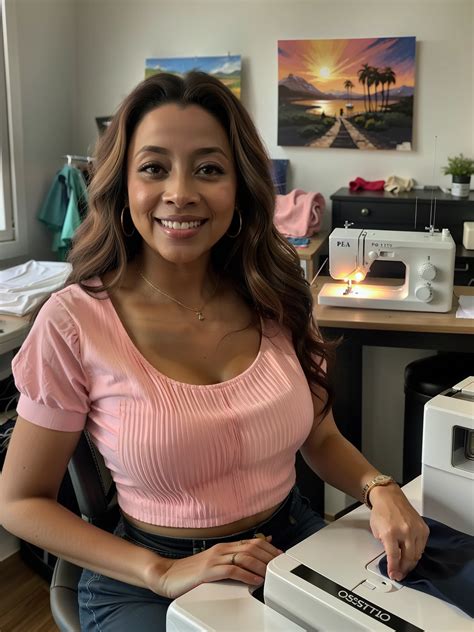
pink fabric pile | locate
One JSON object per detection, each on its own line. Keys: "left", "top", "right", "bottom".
{"left": 274, "top": 189, "right": 325, "bottom": 238}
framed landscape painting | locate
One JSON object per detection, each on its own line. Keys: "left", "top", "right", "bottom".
{"left": 145, "top": 55, "right": 241, "bottom": 98}
{"left": 278, "top": 37, "right": 416, "bottom": 150}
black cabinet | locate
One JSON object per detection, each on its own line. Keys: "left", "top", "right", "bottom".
{"left": 330, "top": 188, "right": 474, "bottom": 285}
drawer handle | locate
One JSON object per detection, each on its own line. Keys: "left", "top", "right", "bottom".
{"left": 455, "top": 263, "right": 469, "bottom": 272}
{"left": 360, "top": 207, "right": 370, "bottom": 216}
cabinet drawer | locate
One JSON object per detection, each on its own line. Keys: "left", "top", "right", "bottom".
{"left": 454, "top": 257, "right": 474, "bottom": 286}
{"left": 333, "top": 202, "right": 415, "bottom": 228}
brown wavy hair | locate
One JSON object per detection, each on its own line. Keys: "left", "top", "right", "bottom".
{"left": 67, "top": 71, "right": 335, "bottom": 415}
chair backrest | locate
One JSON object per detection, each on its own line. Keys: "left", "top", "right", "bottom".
{"left": 51, "top": 431, "right": 118, "bottom": 632}
{"left": 67, "top": 430, "right": 117, "bottom": 526}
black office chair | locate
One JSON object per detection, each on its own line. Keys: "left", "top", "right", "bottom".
{"left": 50, "top": 431, "right": 118, "bottom": 632}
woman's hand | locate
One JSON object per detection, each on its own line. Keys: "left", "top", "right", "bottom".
{"left": 144, "top": 536, "right": 283, "bottom": 599}
{"left": 369, "top": 484, "right": 429, "bottom": 582}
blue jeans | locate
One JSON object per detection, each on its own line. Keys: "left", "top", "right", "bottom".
{"left": 78, "top": 487, "right": 326, "bottom": 631}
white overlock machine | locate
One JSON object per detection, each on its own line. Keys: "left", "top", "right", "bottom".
{"left": 167, "top": 377, "right": 473, "bottom": 631}
{"left": 317, "top": 227, "right": 456, "bottom": 312}
{"left": 422, "top": 376, "right": 474, "bottom": 537}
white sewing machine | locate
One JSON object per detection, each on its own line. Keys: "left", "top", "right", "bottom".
{"left": 318, "top": 227, "right": 456, "bottom": 312}
{"left": 167, "top": 377, "right": 473, "bottom": 632}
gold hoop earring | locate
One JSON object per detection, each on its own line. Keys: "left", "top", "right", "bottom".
{"left": 120, "top": 206, "right": 135, "bottom": 237}
{"left": 226, "top": 208, "right": 242, "bottom": 238}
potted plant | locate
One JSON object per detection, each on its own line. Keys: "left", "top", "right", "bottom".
{"left": 442, "top": 153, "right": 474, "bottom": 198}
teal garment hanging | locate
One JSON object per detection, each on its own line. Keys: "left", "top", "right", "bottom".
{"left": 38, "top": 165, "right": 88, "bottom": 260}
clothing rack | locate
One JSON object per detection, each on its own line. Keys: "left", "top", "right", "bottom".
{"left": 61, "top": 154, "right": 94, "bottom": 186}
{"left": 62, "top": 154, "right": 94, "bottom": 165}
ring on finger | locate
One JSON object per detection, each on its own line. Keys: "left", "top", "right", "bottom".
{"left": 230, "top": 553, "right": 237, "bottom": 565}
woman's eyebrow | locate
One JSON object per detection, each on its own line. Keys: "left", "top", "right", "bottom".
{"left": 134, "top": 145, "right": 229, "bottom": 159}
{"left": 135, "top": 145, "right": 169, "bottom": 158}
{"left": 193, "top": 147, "right": 228, "bottom": 158}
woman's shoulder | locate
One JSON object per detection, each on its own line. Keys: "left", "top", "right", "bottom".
{"left": 37, "top": 277, "right": 105, "bottom": 325}
{"left": 55, "top": 276, "right": 103, "bottom": 299}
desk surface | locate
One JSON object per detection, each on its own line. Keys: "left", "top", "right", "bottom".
{"left": 311, "top": 277, "right": 474, "bottom": 335}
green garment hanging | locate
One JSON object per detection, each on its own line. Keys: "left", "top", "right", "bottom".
{"left": 37, "top": 165, "right": 88, "bottom": 260}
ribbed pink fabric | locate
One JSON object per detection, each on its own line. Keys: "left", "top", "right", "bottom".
{"left": 12, "top": 281, "right": 315, "bottom": 527}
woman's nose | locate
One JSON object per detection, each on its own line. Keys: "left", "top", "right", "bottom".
{"left": 162, "top": 173, "right": 200, "bottom": 208}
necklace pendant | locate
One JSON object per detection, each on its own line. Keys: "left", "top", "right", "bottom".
{"left": 197, "top": 312, "right": 205, "bottom": 321}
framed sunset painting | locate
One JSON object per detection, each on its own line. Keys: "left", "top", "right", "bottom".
{"left": 145, "top": 55, "right": 242, "bottom": 98}
{"left": 278, "top": 37, "right": 416, "bottom": 150}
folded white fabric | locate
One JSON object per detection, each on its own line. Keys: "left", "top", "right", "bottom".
{"left": 0, "top": 260, "right": 71, "bottom": 316}
{"left": 384, "top": 175, "right": 414, "bottom": 194}
{"left": 455, "top": 295, "right": 474, "bottom": 319}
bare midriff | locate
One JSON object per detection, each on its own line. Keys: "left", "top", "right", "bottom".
{"left": 122, "top": 501, "right": 282, "bottom": 538}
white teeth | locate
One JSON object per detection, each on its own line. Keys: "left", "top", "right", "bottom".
{"left": 160, "top": 219, "right": 203, "bottom": 230}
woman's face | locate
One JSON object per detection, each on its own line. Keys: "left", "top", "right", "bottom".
{"left": 126, "top": 103, "right": 237, "bottom": 268}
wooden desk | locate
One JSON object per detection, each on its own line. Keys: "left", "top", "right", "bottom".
{"left": 297, "top": 230, "right": 329, "bottom": 281}
{"left": 311, "top": 277, "right": 474, "bottom": 450}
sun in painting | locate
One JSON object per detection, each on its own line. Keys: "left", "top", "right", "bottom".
{"left": 319, "top": 66, "right": 331, "bottom": 78}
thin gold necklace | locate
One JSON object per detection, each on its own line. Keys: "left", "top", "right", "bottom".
{"left": 139, "top": 271, "right": 218, "bottom": 321}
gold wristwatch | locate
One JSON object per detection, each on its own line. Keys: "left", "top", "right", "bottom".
{"left": 362, "top": 474, "right": 396, "bottom": 509}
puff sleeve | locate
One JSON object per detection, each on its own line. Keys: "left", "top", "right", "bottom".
{"left": 12, "top": 294, "right": 90, "bottom": 431}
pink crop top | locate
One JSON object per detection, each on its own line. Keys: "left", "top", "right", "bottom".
{"left": 12, "top": 281, "right": 317, "bottom": 527}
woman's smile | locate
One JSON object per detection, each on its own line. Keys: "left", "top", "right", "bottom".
{"left": 154, "top": 215, "right": 209, "bottom": 240}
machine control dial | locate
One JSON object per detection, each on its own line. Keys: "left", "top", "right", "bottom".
{"left": 418, "top": 262, "right": 437, "bottom": 281}
{"left": 415, "top": 285, "right": 433, "bottom": 302}
{"left": 367, "top": 250, "right": 378, "bottom": 262}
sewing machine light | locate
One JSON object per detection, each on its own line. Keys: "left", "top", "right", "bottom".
{"left": 343, "top": 269, "right": 367, "bottom": 283}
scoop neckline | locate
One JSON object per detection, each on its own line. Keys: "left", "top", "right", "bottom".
{"left": 86, "top": 276, "right": 266, "bottom": 390}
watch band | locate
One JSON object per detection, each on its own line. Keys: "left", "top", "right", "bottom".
{"left": 362, "top": 474, "right": 396, "bottom": 509}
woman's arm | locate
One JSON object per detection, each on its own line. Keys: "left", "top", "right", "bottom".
{"left": 301, "top": 392, "right": 429, "bottom": 581}
{"left": 0, "top": 417, "right": 280, "bottom": 597}
{"left": 300, "top": 405, "right": 380, "bottom": 502}
{"left": 0, "top": 416, "right": 169, "bottom": 587}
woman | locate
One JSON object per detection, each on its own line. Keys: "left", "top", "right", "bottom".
{"left": 0, "top": 72, "right": 428, "bottom": 630}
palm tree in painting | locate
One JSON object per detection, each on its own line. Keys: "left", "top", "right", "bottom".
{"left": 343, "top": 79, "right": 354, "bottom": 108}
{"left": 370, "top": 67, "right": 381, "bottom": 112}
{"left": 365, "top": 66, "right": 377, "bottom": 112}
{"left": 378, "top": 68, "right": 387, "bottom": 111}
{"left": 382, "top": 67, "right": 396, "bottom": 110}
{"left": 358, "top": 63, "right": 371, "bottom": 112}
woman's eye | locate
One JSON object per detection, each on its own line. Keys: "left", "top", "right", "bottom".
{"left": 197, "top": 164, "right": 224, "bottom": 177}
{"left": 139, "top": 163, "right": 166, "bottom": 176}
